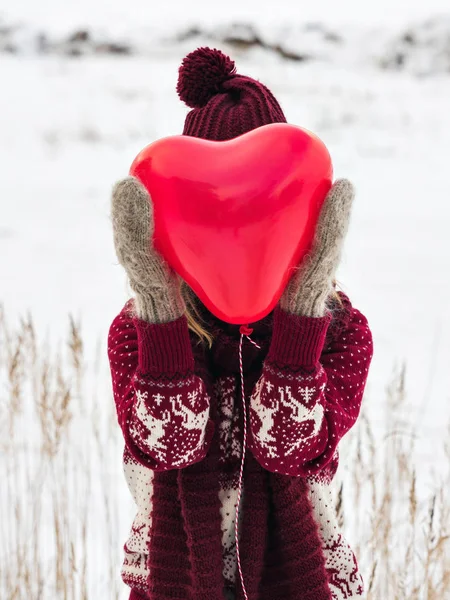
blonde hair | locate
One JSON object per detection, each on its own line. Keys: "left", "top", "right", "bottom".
{"left": 182, "top": 281, "right": 215, "bottom": 347}
{"left": 181, "top": 279, "right": 344, "bottom": 348}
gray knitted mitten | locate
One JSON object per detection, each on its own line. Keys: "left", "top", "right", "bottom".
{"left": 279, "top": 179, "right": 355, "bottom": 318}
{"left": 111, "top": 177, "right": 185, "bottom": 323}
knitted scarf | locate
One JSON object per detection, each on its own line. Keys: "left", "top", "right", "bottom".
{"left": 146, "top": 308, "right": 334, "bottom": 600}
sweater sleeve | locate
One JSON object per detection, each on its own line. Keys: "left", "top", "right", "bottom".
{"left": 108, "top": 302, "right": 214, "bottom": 471}
{"left": 247, "top": 298, "right": 373, "bottom": 477}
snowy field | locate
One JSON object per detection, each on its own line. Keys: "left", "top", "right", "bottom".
{"left": 1, "top": 2, "right": 450, "bottom": 598}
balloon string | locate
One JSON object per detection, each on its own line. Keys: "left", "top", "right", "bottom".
{"left": 235, "top": 325, "right": 261, "bottom": 600}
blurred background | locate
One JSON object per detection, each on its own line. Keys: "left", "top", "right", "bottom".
{"left": 1, "top": 1, "right": 450, "bottom": 598}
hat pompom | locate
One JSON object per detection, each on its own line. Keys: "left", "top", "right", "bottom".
{"left": 177, "top": 47, "right": 236, "bottom": 109}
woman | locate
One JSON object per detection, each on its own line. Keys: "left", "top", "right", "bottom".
{"left": 108, "top": 47, "right": 373, "bottom": 600}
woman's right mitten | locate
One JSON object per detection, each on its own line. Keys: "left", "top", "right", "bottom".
{"left": 111, "top": 177, "right": 185, "bottom": 323}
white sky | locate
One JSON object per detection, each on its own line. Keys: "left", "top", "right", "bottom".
{"left": 3, "top": 0, "right": 449, "bottom": 34}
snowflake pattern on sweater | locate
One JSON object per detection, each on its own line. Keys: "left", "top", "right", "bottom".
{"left": 108, "top": 297, "right": 373, "bottom": 599}
{"left": 307, "top": 474, "right": 364, "bottom": 598}
{"left": 121, "top": 449, "right": 154, "bottom": 594}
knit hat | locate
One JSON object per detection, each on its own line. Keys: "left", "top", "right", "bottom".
{"left": 177, "top": 47, "right": 287, "bottom": 141}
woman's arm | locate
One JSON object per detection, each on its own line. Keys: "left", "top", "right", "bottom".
{"left": 248, "top": 296, "right": 373, "bottom": 476}
{"left": 248, "top": 179, "right": 373, "bottom": 475}
{"left": 108, "top": 301, "right": 214, "bottom": 471}
{"left": 110, "top": 178, "right": 214, "bottom": 471}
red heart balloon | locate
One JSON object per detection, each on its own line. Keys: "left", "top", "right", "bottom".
{"left": 130, "top": 123, "right": 332, "bottom": 325}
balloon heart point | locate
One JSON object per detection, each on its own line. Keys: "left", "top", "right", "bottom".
{"left": 130, "top": 123, "right": 333, "bottom": 324}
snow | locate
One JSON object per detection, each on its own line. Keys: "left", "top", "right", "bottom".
{"left": 1, "top": 3, "right": 450, "bottom": 597}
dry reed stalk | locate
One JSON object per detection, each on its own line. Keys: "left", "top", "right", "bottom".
{"left": 0, "top": 310, "right": 124, "bottom": 599}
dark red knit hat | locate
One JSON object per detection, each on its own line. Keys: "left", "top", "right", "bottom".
{"left": 177, "top": 47, "right": 287, "bottom": 141}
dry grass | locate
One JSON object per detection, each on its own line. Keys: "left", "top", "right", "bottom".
{"left": 343, "top": 364, "right": 450, "bottom": 599}
{"left": 0, "top": 310, "right": 449, "bottom": 599}
{"left": 0, "top": 309, "right": 124, "bottom": 600}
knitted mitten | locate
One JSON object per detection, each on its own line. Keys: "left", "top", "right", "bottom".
{"left": 111, "top": 177, "right": 185, "bottom": 323}
{"left": 280, "top": 179, "right": 355, "bottom": 318}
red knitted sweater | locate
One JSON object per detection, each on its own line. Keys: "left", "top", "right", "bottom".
{"left": 108, "top": 291, "right": 373, "bottom": 600}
